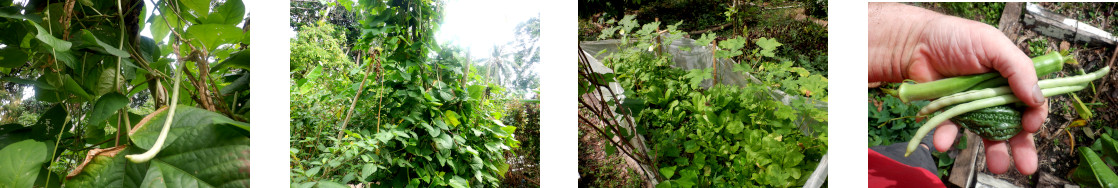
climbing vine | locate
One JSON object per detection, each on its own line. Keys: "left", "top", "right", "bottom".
{"left": 290, "top": 0, "right": 526, "bottom": 187}
{"left": 0, "top": 0, "right": 250, "bottom": 187}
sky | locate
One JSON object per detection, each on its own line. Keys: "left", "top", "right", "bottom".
{"left": 435, "top": 0, "right": 540, "bottom": 59}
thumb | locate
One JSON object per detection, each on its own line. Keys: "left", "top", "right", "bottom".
{"left": 976, "top": 30, "right": 1045, "bottom": 107}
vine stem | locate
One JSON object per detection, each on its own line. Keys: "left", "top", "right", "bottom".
{"left": 337, "top": 50, "right": 379, "bottom": 139}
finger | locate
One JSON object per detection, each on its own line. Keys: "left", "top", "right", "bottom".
{"left": 975, "top": 28, "right": 1045, "bottom": 107}
{"left": 983, "top": 140, "right": 1011, "bottom": 174}
{"left": 1021, "top": 102, "right": 1048, "bottom": 133}
{"left": 1009, "top": 132, "right": 1038, "bottom": 175}
{"left": 933, "top": 121, "right": 959, "bottom": 152}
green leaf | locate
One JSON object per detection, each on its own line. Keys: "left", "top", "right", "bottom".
{"left": 185, "top": 24, "right": 243, "bottom": 52}
{"left": 80, "top": 30, "right": 131, "bottom": 57}
{"left": 68, "top": 106, "right": 249, "bottom": 187}
{"left": 149, "top": 9, "right": 178, "bottom": 42}
{"left": 684, "top": 68, "right": 713, "bottom": 89}
{"left": 694, "top": 33, "right": 717, "bottom": 46}
{"left": 660, "top": 166, "right": 677, "bottom": 179}
{"left": 468, "top": 85, "right": 485, "bottom": 99}
{"left": 208, "top": 0, "right": 244, "bottom": 25}
{"left": 684, "top": 140, "right": 699, "bottom": 153}
{"left": 218, "top": 72, "right": 249, "bottom": 95}
{"left": 1070, "top": 147, "right": 1118, "bottom": 187}
{"left": 95, "top": 68, "right": 127, "bottom": 97}
{"left": 306, "top": 167, "right": 321, "bottom": 176}
{"left": 726, "top": 120, "right": 744, "bottom": 134}
{"left": 87, "top": 92, "right": 129, "bottom": 126}
{"left": 128, "top": 106, "right": 247, "bottom": 151}
{"left": 755, "top": 37, "right": 783, "bottom": 58}
{"left": 63, "top": 75, "right": 93, "bottom": 99}
{"left": 182, "top": 0, "right": 212, "bottom": 19}
{"left": 434, "top": 134, "right": 453, "bottom": 150}
{"left": 444, "top": 110, "right": 461, "bottom": 127}
{"left": 448, "top": 176, "right": 469, "bottom": 188}
{"left": 0, "top": 139, "right": 49, "bottom": 187}
{"left": 212, "top": 49, "right": 249, "bottom": 72}
{"left": 315, "top": 181, "right": 348, "bottom": 188}
{"left": 0, "top": 47, "right": 27, "bottom": 68}
{"left": 27, "top": 20, "right": 71, "bottom": 52}
{"left": 361, "top": 163, "right": 378, "bottom": 180}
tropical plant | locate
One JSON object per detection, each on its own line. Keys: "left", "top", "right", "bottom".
{"left": 290, "top": 0, "right": 529, "bottom": 187}
{"left": 0, "top": 0, "right": 250, "bottom": 187}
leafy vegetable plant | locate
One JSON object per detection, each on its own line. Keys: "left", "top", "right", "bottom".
{"left": 579, "top": 16, "right": 827, "bottom": 187}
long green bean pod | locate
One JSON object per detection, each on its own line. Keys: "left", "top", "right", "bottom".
{"left": 897, "top": 52, "right": 1068, "bottom": 102}
{"left": 917, "top": 66, "right": 1110, "bottom": 115}
{"left": 905, "top": 85, "right": 1088, "bottom": 156}
{"left": 126, "top": 63, "right": 183, "bottom": 163}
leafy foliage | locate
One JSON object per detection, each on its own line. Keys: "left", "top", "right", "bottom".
{"left": 581, "top": 18, "right": 827, "bottom": 187}
{"left": 290, "top": 0, "right": 527, "bottom": 187}
{"left": 0, "top": 0, "right": 250, "bottom": 187}
{"left": 868, "top": 90, "right": 929, "bottom": 147}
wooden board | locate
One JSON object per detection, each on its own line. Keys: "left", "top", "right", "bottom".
{"left": 949, "top": 131, "right": 983, "bottom": 187}
{"left": 1022, "top": 3, "right": 1117, "bottom": 47}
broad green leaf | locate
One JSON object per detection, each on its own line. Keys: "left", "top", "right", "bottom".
{"left": 88, "top": 92, "right": 129, "bottom": 126}
{"left": 694, "top": 33, "right": 716, "bottom": 47}
{"left": 305, "top": 66, "right": 322, "bottom": 80}
{"left": 659, "top": 166, "right": 677, "bottom": 179}
{"left": 434, "top": 134, "right": 453, "bottom": 150}
{"left": 69, "top": 106, "right": 249, "bottom": 187}
{"left": 444, "top": 110, "right": 460, "bottom": 127}
{"left": 315, "top": 181, "right": 348, "bottom": 188}
{"left": 149, "top": 10, "right": 178, "bottom": 43}
{"left": 219, "top": 72, "right": 249, "bottom": 95}
{"left": 1071, "top": 147, "right": 1118, "bottom": 187}
{"left": 182, "top": 0, "right": 213, "bottom": 19}
{"left": 208, "top": 0, "right": 244, "bottom": 25}
{"left": 448, "top": 176, "right": 468, "bottom": 188}
{"left": 423, "top": 122, "right": 440, "bottom": 137}
{"left": 0, "top": 47, "right": 27, "bottom": 68}
{"left": 755, "top": 37, "right": 783, "bottom": 58}
{"left": 468, "top": 85, "right": 485, "bottom": 99}
{"left": 212, "top": 49, "right": 249, "bottom": 72}
{"left": 80, "top": 30, "right": 131, "bottom": 57}
{"left": 95, "top": 68, "right": 127, "bottom": 96}
{"left": 726, "top": 120, "right": 744, "bottom": 134}
{"left": 27, "top": 20, "right": 71, "bottom": 52}
{"left": 185, "top": 24, "right": 243, "bottom": 52}
{"left": 0, "top": 139, "right": 48, "bottom": 187}
{"left": 129, "top": 106, "right": 246, "bottom": 150}
{"left": 361, "top": 163, "right": 377, "bottom": 180}
{"left": 500, "top": 126, "right": 516, "bottom": 137}
{"left": 63, "top": 75, "right": 93, "bottom": 99}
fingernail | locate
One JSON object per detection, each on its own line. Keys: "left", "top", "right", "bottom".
{"left": 1032, "top": 84, "right": 1045, "bottom": 105}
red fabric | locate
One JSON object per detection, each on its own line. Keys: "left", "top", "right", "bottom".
{"left": 868, "top": 149, "right": 946, "bottom": 188}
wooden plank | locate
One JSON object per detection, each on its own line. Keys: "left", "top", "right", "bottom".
{"left": 949, "top": 131, "right": 983, "bottom": 187}
{"left": 998, "top": 2, "right": 1024, "bottom": 36}
{"left": 1022, "top": 3, "right": 1117, "bottom": 46}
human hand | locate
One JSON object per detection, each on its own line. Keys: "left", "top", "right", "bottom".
{"left": 868, "top": 2, "right": 1046, "bottom": 175}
